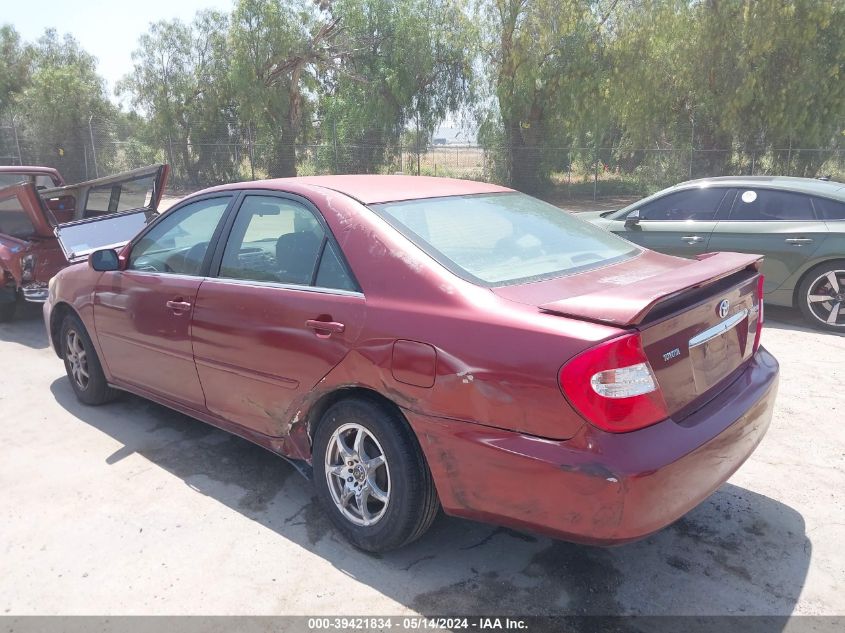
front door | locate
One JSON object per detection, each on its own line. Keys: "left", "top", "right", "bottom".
{"left": 190, "top": 193, "right": 365, "bottom": 437}
{"left": 707, "top": 188, "right": 828, "bottom": 294}
{"left": 616, "top": 187, "right": 733, "bottom": 257}
{"left": 93, "top": 195, "right": 233, "bottom": 408}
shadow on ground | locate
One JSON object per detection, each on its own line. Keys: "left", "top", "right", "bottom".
{"left": 49, "top": 376, "right": 810, "bottom": 619}
{"left": 0, "top": 300, "right": 49, "bottom": 350}
{"left": 765, "top": 304, "right": 845, "bottom": 337}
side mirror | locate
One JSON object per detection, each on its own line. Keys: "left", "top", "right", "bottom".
{"left": 89, "top": 249, "right": 120, "bottom": 272}
{"left": 624, "top": 209, "right": 641, "bottom": 228}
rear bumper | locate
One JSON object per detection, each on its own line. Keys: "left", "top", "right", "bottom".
{"left": 407, "top": 346, "right": 778, "bottom": 545}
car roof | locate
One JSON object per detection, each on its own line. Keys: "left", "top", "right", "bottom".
{"left": 199, "top": 174, "right": 514, "bottom": 204}
{"left": 674, "top": 175, "right": 845, "bottom": 200}
{"left": 0, "top": 165, "right": 61, "bottom": 175}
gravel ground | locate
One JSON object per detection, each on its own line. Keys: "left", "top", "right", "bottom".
{"left": 0, "top": 299, "right": 842, "bottom": 618}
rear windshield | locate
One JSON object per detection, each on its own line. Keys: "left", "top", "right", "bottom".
{"left": 372, "top": 192, "right": 639, "bottom": 285}
{"left": 0, "top": 173, "right": 58, "bottom": 189}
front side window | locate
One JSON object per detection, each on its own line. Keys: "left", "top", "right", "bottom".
{"left": 729, "top": 189, "right": 815, "bottom": 221}
{"left": 220, "top": 195, "right": 357, "bottom": 290}
{"left": 128, "top": 196, "right": 231, "bottom": 274}
{"left": 372, "top": 192, "right": 638, "bottom": 285}
{"left": 636, "top": 188, "right": 728, "bottom": 221}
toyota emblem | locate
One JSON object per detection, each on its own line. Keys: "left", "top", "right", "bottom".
{"left": 718, "top": 299, "right": 730, "bottom": 319}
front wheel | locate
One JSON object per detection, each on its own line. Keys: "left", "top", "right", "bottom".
{"left": 797, "top": 262, "right": 845, "bottom": 332}
{"left": 60, "top": 314, "right": 119, "bottom": 405}
{"left": 312, "top": 397, "right": 439, "bottom": 552}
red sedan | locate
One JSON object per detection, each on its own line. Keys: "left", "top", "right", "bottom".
{"left": 43, "top": 176, "right": 778, "bottom": 552}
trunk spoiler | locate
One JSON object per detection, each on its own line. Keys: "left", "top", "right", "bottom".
{"left": 538, "top": 252, "right": 763, "bottom": 327}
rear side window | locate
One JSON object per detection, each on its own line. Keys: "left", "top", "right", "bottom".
{"left": 637, "top": 188, "right": 727, "bottom": 221}
{"left": 729, "top": 189, "right": 815, "bottom": 221}
{"left": 219, "top": 195, "right": 357, "bottom": 291}
{"left": 85, "top": 174, "right": 157, "bottom": 217}
{"left": 372, "top": 192, "right": 638, "bottom": 286}
{"left": 813, "top": 197, "right": 845, "bottom": 220}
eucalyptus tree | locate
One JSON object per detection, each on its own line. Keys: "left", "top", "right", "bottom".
{"left": 477, "top": 0, "right": 621, "bottom": 191}
{"left": 119, "top": 10, "right": 235, "bottom": 186}
{"left": 318, "top": 0, "right": 476, "bottom": 174}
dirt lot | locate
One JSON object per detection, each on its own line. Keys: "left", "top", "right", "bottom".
{"left": 0, "top": 299, "right": 843, "bottom": 618}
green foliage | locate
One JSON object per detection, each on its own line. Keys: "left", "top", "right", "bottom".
{"left": 118, "top": 10, "right": 236, "bottom": 186}
{"left": 13, "top": 30, "right": 115, "bottom": 181}
{"left": 1, "top": 0, "right": 844, "bottom": 193}
{"left": 317, "top": 0, "right": 475, "bottom": 173}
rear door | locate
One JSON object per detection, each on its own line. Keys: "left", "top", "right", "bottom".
{"left": 190, "top": 192, "right": 365, "bottom": 438}
{"left": 708, "top": 188, "right": 828, "bottom": 294}
{"left": 614, "top": 187, "right": 731, "bottom": 257}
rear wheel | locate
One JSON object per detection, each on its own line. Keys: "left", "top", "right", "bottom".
{"left": 60, "top": 314, "right": 119, "bottom": 405}
{"left": 312, "top": 397, "right": 439, "bottom": 552}
{"left": 797, "top": 261, "right": 845, "bottom": 332}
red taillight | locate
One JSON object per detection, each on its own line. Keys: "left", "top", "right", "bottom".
{"left": 559, "top": 333, "right": 668, "bottom": 433}
{"left": 753, "top": 274, "right": 765, "bottom": 353}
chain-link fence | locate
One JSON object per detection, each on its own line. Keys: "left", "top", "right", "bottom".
{"left": 2, "top": 117, "right": 843, "bottom": 200}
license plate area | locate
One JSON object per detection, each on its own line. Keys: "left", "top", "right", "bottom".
{"left": 688, "top": 309, "right": 749, "bottom": 394}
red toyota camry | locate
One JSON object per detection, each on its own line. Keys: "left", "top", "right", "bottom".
{"left": 43, "top": 176, "right": 778, "bottom": 552}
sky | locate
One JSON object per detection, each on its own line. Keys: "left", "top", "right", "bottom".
{"left": 4, "top": 0, "right": 233, "bottom": 101}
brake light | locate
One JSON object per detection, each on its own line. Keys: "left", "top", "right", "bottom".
{"left": 753, "top": 274, "right": 765, "bottom": 353}
{"left": 559, "top": 333, "right": 668, "bottom": 433}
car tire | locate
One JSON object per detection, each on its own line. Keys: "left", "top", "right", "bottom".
{"left": 312, "top": 397, "right": 439, "bottom": 552}
{"left": 60, "top": 314, "right": 119, "bottom": 405}
{"left": 0, "top": 298, "right": 15, "bottom": 323}
{"left": 797, "top": 260, "right": 845, "bottom": 332}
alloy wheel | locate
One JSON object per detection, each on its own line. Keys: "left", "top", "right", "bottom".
{"left": 324, "top": 423, "right": 391, "bottom": 526}
{"left": 65, "top": 329, "right": 90, "bottom": 390}
{"left": 806, "top": 269, "right": 845, "bottom": 327}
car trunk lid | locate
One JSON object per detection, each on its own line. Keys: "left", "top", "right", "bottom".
{"left": 494, "top": 250, "right": 764, "bottom": 419}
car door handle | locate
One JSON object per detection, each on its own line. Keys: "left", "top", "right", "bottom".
{"left": 785, "top": 238, "right": 814, "bottom": 245}
{"left": 682, "top": 235, "right": 705, "bottom": 244}
{"left": 305, "top": 319, "right": 345, "bottom": 335}
{"left": 166, "top": 300, "right": 192, "bottom": 312}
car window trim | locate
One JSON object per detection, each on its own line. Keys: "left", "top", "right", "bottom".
{"left": 198, "top": 276, "right": 364, "bottom": 298}
{"left": 723, "top": 187, "right": 821, "bottom": 222}
{"left": 207, "top": 189, "right": 362, "bottom": 293}
{"left": 126, "top": 192, "right": 238, "bottom": 276}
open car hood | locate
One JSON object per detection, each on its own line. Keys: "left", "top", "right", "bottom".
{"left": 0, "top": 164, "right": 168, "bottom": 261}
{"left": 536, "top": 252, "right": 763, "bottom": 327}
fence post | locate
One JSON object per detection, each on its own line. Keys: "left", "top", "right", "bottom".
{"left": 167, "top": 134, "right": 176, "bottom": 182}
{"left": 247, "top": 124, "right": 256, "bottom": 181}
{"left": 88, "top": 115, "right": 99, "bottom": 178}
{"left": 750, "top": 151, "right": 755, "bottom": 176}
{"left": 787, "top": 138, "right": 792, "bottom": 176}
{"left": 688, "top": 117, "right": 695, "bottom": 179}
{"left": 332, "top": 119, "right": 339, "bottom": 174}
{"left": 12, "top": 118, "right": 23, "bottom": 165}
{"left": 567, "top": 150, "right": 572, "bottom": 199}
{"left": 593, "top": 145, "right": 599, "bottom": 201}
